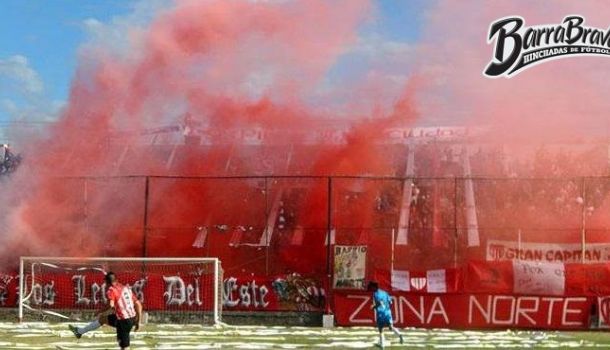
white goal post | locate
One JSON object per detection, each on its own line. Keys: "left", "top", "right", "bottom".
{"left": 19, "top": 257, "right": 222, "bottom": 324}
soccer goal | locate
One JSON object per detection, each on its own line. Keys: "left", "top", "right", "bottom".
{"left": 19, "top": 257, "right": 222, "bottom": 325}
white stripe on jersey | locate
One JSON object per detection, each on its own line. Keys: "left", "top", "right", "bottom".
{"left": 113, "top": 286, "right": 137, "bottom": 319}
{"left": 122, "top": 287, "right": 136, "bottom": 318}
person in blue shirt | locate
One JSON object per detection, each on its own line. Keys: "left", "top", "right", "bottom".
{"left": 368, "top": 281, "right": 404, "bottom": 348}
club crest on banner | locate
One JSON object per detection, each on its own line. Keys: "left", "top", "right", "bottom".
{"left": 598, "top": 296, "right": 610, "bottom": 328}
{"left": 410, "top": 277, "right": 427, "bottom": 291}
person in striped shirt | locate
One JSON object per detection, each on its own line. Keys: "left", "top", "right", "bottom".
{"left": 69, "top": 272, "right": 143, "bottom": 349}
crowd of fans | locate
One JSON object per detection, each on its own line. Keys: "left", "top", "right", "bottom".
{"left": 133, "top": 138, "right": 610, "bottom": 272}
{"left": 9, "top": 127, "right": 607, "bottom": 272}
{"left": 469, "top": 145, "right": 610, "bottom": 231}
{"left": 347, "top": 143, "right": 610, "bottom": 269}
{"left": 257, "top": 144, "right": 609, "bottom": 236}
{"left": 320, "top": 143, "right": 610, "bottom": 250}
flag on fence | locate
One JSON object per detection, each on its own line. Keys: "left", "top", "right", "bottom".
{"left": 391, "top": 268, "right": 458, "bottom": 293}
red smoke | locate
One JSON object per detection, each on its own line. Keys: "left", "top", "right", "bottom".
{"left": 417, "top": 0, "right": 610, "bottom": 142}
{"left": 0, "top": 0, "right": 420, "bottom": 275}
{"left": 412, "top": 0, "right": 610, "bottom": 264}
{"left": 7, "top": 0, "right": 609, "bottom": 278}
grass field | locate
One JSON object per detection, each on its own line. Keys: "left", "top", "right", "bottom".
{"left": 2, "top": 322, "right": 610, "bottom": 349}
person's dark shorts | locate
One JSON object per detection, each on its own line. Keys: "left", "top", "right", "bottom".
{"left": 107, "top": 314, "right": 135, "bottom": 348}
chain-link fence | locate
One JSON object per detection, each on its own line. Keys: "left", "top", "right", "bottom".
{"left": 51, "top": 175, "right": 610, "bottom": 281}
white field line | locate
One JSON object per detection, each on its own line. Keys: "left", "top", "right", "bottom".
{"left": 1, "top": 322, "right": 610, "bottom": 349}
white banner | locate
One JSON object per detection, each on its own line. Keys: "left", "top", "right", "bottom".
{"left": 333, "top": 246, "right": 367, "bottom": 289}
{"left": 390, "top": 270, "right": 449, "bottom": 293}
{"left": 513, "top": 260, "right": 565, "bottom": 296}
{"left": 487, "top": 240, "right": 610, "bottom": 263}
{"left": 391, "top": 270, "right": 410, "bottom": 291}
{"left": 427, "top": 269, "right": 447, "bottom": 293}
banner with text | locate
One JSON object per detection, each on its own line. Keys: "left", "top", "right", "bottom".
{"left": 335, "top": 291, "right": 597, "bottom": 329}
{"left": 334, "top": 245, "right": 367, "bottom": 289}
{"left": 3, "top": 273, "right": 324, "bottom": 312}
{"left": 487, "top": 240, "right": 610, "bottom": 263}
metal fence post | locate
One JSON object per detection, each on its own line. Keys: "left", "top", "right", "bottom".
{"left": 581, "top": 177, "right": 587, "bottom": 263}
{"left": 265, "top": 177, "right": 269, "bottom": 275}
{"left": 83, "top": 178, "right": 89, "bottom": 250}
{"left": 326, "top": 176, "right": 333, "bottom": 314}
{"left": 18, "top": 257, "right": 24, "bottom": 322}
{"left": 454, "top": 177, "right": 458, "bottom": 268}
{"left": 142, "top": 176, "right": 150, "bottom": 258}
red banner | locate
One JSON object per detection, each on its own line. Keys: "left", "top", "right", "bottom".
{"left": 0, "top": 274, "right": 18, "bottom": 308}
{"left": 465, "top": 261, "right": 610, "bottom": 297}
{"left": 464, "top": 261, "right": 513, "bottom": 294}
{"left": 565, "top": 264, "right": 610, "bottom": 296}
{"left": 20, "top": 272, "right": 216, "bottom": 311}
{"left": 334, "top": 291, "right": 597, "bottom": 329}
{"left": 222, "top": 274, "right": 325, "bottom": 312}
{"left": 0, "top": 272, "right": 325, "bottom": 313}
{"left": 5, "top": 260, "right": 610, "bottom": 331}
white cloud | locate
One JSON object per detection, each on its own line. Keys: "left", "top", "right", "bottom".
{"left": 82, "top": 17, "right": 104, "bottom": 34}
{"left": 0, "top": 99, "right": 17, "bottom": 113}
{"left": 348, "top": 35, "right": 414, "bottom": 67}
{"left": 80, "top": 0, "right": 174, "bottom": 58}
{"left": 0, "top": 55, "right": 44, "bottom": 95}
{"left": 0, "top": 55, "right": 61, "bottom": 122}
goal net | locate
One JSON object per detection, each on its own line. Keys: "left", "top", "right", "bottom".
{"left": 19, "top": 257, "right": 222, "bottom": 325}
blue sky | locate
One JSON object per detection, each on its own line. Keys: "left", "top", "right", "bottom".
{"left": 0, "top": 0, "right": 136, "bottom": 121}
{"left": 0, "top": 0, "right": 428, "bottom": 122}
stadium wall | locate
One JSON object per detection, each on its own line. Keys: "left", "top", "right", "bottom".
{"left": 4, "top": 260, "right": 610, "bottom": 329}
